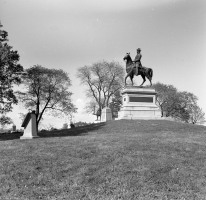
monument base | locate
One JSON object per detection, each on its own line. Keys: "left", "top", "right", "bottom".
{"left": 21, "top": 111, "right": 39, "bottom": 139}
{"left": 118, "top": 86, "right": 161, "bottom": 120}
{"left": 101, "top": 107, "right": 112, "bottom": 122}
{"left": 20, "top": 135, "right": 39, "bottom": 140}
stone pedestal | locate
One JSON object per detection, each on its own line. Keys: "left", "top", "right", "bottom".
{"left": 11, "top": 125, "right": 16, "bottom": 133}
{"left": 101, "top": 107, "right": 112, "bottom": 122}
{"left": 118, "top": 86, "right": 161, "bottom": 120}
{"left": 20, "top": 111, "right": 39, "bottom": 139}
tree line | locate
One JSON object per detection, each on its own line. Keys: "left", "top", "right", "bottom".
{"left": 0, "top": 23, "right": 205, "bottom": 130}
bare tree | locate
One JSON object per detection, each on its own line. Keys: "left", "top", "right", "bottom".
{"left": 77, "top": 61, "right": 124, "bottom": 117}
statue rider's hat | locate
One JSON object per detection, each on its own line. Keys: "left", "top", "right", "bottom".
{"left": 137, "top": 48, "right": 141, "bottom": 51}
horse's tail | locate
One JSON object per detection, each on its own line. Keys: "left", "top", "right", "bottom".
{"left": 149, "top": 68, "right": 153, "bottom": 80}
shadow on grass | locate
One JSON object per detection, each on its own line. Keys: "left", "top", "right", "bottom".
{"left": 0, "top": 122, "right": 106, "bottom": 141}
{"left": 38, "top": 122, "right": 106, "bottom": 138}
{"left": 0, "top": 131, "right": 24, "bottom": 141}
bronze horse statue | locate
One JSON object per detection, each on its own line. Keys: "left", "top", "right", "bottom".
{"left": 123, "top": 53, "right": 153, "bottom": 86}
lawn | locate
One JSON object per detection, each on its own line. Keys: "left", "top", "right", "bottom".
{"left": 0, "top": 120, "right": 206, "bottom": 200}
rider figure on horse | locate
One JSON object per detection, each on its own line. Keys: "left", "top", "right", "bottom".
{"left": 133, "top": 48, "right": 142, "bottom": 75}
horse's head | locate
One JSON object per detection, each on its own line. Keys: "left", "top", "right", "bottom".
{"left": 123, "top": 53, "right": 132, "bottom": 62}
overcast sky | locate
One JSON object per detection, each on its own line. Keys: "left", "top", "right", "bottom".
{"left": 1, "top": 0, "right": 206, "bottom": 128}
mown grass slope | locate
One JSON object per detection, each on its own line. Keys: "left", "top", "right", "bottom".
{"left": 0, "top": 120, "right": 206, "bottom": 200}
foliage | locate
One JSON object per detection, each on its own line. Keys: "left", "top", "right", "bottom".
{"left": 74, "top": 121, "right": 90, "bottom": 127}
{"left": 70, "top": 123, "right": 75, "bottom": 128}
{"left": 153, "top": 82, "right": 205, "bottom": 123}
{"left": 109, "top": 90, "right": 122, "bottom": 118}
{"left": 85, "top": 90, "right": 122, "bottom": 119}
{"left": 84, "top": 100, "right": 102, "bottom": 121}
{"left": 152, "top": 82, "right": 177, "bottom": 117}
{"left": 77, "top": 61, "right": 124, "bottom": 116}
{"left": 0, "top": 115, "right": 13, "bottom": 128}
{"left": 85, "top": 100, "right": 99, "bottom": 115}
{"left": 164, "top": 91, "right": 190, "bottom": 122}
{"left": 18, "top": 65, "right": 76, "bottom": 130}
{"left": 188, "top": 104, "right": 205, "bottom": 124}
{"left": 0, "top": 23, "right": 23, "bottom": 125}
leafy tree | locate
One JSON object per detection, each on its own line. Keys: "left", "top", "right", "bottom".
{"left": 0, "top": 22, "right": 24, "bottom": 126}
{"left": 188, "top": 105, "right": 205, "bottom": 124}
{"left": 153, "top": 83, "right": 191, "bottom": 122}
{"left": 0, "top": 115, "right": 13, "bottom": 127}
{"left": 18, "top": 65, "right": 76, "bottom": 131}
{"left": 77, "top": 61, "right": 124, "bottom": 118}
{"left": 152, "top": 82, "right": 177, "bottom": 117}
{"left": 153, "top": 82, "right": 205, "bottom": 123}
{"left": 163, "top": 91, "right": 190, "bottom": 122}
{"left": 179, "top": 91, "right": 205, "bottom": 124}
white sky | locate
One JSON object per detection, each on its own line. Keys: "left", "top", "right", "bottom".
{"left": 1, "top": 0, "right": 206, "bottom": 129}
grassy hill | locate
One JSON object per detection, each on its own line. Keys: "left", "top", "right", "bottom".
{"left": 0, "top": 120, "right": 206, "bottom": 200}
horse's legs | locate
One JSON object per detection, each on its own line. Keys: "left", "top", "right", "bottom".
{"left": 146, "top": 75, "right": 152, "bottom": 86}
{"left": 148, "top": 68, "right": 153, "bottom": 86}
{"left": 125, "top": 74, "right": 129, "bottom": 85}
{"left": 149, "top": 77, "right": 152, "bottom": 86}
{"left": 130, "top": 75, "right": 134, "bottom": 86}
{"left": 140, "top": 74, "right": 146, "bottom": 86}
{"left": 125, "top": 72, "right": 132, "bottom": 85}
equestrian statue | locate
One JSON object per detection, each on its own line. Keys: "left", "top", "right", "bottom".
{"left": 123, "top": 48, "right": 153, "bottom": 87}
